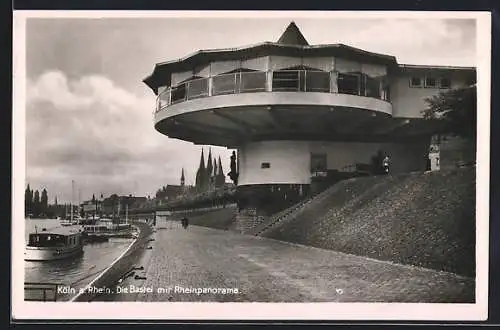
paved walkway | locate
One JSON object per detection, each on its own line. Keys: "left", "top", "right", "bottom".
{"left": 98, "top": 224, "right": 474, "bottom": 303}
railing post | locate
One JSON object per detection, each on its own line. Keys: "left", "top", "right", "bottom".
{"left": 330, "top": 71, "right": 338, "bottom": 93}
{"left": 364, "top": 75, "right": 368, "bottom": 97}
{"left": 303, "top": 70, "right": 307, "bottom": 92}
{"left": 379, "top": 77, "right": 384, "bottom": 100}
{"left": 233, "top": 73, "right": 237, "bottom": 94}
{"left": 185, "top": 82, "right": 190, "bottom": 101}
{"left": 168, "top": 88, "right": 172, "bottom": 105}
{"left": 238, "top": 71, "right": 242, "bottom": 93}
{"left": 266, "top": 70, "right": 273, "bottom": 92}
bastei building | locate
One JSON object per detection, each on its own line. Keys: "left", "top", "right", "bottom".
{"left": 143, "top": 21, "right": 476, "bottom": 215}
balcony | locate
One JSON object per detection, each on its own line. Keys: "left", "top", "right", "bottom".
{"left": 156, "top": 70, "right": 391, "bottom": 113}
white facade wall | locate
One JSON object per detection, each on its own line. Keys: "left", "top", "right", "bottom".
{"left": 302, "top": 57, "right": 335, "bottom": 71}
{"left": 335, "top": 58, "right": 361, "bottom": 73}
{"left": 210, "top": 60, "right": 241, "bottom": 76}
{"left": 171, "top": 71, "right": 193, "bottom": 86}
{"left": 241, "top": 56, "right": 269, "bottom": 71}
{"left": 194, "top": 64, "right": 211, "bottom": 77}
{"left": 238, "top": 141, "right": 311, "bottom": 185}
{"left": 237, "top": 140, "right": 429, "bottom": 186}
{"left": 390, "top": 71, "right": 471, "bottom": 118}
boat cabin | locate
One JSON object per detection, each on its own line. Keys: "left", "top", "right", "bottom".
{"left": 27, "top": 228, "right": 82, "bottom": 248}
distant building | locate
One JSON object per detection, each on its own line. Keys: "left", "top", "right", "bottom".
{"left": 101, "top": 194, "right": 148, "bottom": 215}
{"left": 81, "top": 199, "right": 102, "bottom": 217}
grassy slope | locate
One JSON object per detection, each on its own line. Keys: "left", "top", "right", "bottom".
{"left": 262, "top": 168, "right": 476, "bottom": 277}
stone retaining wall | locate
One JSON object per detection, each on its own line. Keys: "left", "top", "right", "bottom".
{"left": 71, "top": 221, "right": 153, "bottom": 301}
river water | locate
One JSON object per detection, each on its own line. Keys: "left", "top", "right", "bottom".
{"left": 24, "top": 218, "right": 134, "bottom": 301}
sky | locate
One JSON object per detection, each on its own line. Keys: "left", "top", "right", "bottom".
{"left": 23, "top": 14, "right": 477, "bottom": 203}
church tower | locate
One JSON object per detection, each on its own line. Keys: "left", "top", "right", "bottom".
{"left": 195, "top": 148, "right": 206, "bottom": 191}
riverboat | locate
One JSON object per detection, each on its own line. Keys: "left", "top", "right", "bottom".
{"left": 82, "top": 223, "right": 136, "bottom": 239}
{"left": 25, "top": 226, "right": 84, "bottom": 261}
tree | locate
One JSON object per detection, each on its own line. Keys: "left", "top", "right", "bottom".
{"left": 92, "top": 194, "right": 96, "bottom": 203}
{"left": 41, "top": 188, "right": 48, "bottom": 216}
{"left": 25, "top": 184, "right": 33, "bottom": 216}
{"left": 422, "top": 85, "right": 476, "bottom": 141}
{"left": 33, "top": 190, "right": 40, "bottom": 217}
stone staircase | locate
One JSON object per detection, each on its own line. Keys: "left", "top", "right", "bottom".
{"left": 250, "top": 181, "right": 350, "bottom": 236}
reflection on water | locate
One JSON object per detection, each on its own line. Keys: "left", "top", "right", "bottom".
{"left": 24, "top": 219, "right": 133, "bottom": 301}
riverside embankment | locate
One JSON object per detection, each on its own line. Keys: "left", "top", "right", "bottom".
{"left": 71, "top": 221, "right": 153, "bottom": 302}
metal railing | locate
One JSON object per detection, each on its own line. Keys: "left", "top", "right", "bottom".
{"left": 156, "top": 70, "right": 390, "bottom": 113}
{"left": 24, "top": 282, "right": 60, "bottom": 301}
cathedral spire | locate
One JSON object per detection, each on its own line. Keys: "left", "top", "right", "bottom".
{"left": 199, "top": 148, "right": 205, "bottom": 170}
{"left": 195, "top": 148, "right": 206, "bottom": 190}
{"left": 207, "top": 147, "right": 213, "bottom": 175}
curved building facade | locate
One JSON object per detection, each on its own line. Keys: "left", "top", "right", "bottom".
{"left": 144, "top": 22, "right": 476, "bottom": 213}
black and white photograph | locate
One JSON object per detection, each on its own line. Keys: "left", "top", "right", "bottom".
{"left": 12, "top": 11, "right": 490, "bottom": 320}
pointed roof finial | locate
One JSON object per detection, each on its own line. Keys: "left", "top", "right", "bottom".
{"left": 277, "top": 21, "right": 309, "bottom": 46}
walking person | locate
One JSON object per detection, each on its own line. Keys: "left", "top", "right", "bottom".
{"left": 382, "top": 155, "right": 391, "bottom": 174}
{"left": 181, "top": 217, "right": 189, "bottom": 229}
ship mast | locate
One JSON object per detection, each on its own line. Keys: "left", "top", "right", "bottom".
{"left": 126, "top": 204, "right": 128, "bottom": 225}
{"left": 71, "top": 180, "right": 74, "bottom": 222}
{"left": 117, "top": 198, "right": 121, "bottom": 223}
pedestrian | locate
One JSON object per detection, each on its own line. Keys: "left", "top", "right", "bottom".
{"left": 382, "top": 155, "right": 390, "bottom": 174}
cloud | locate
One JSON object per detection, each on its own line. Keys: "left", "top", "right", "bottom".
{"left": 325, "top": 19, "right": 476, "bottom": 66}
{"left": 26, "top": 71, "right": 232, "bottom": 202}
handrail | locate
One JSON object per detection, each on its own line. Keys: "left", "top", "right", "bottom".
{"left": 24, "top": 282, "right": 61, "bottom": 301}
{"left": 155, "top": 69, "right": 389, "bottom": 113}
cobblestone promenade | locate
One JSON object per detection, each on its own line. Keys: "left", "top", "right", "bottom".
{"left": 100, "top": 223, "right": 474, "bottom": 303}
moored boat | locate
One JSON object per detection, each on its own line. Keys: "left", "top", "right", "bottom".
{"left": 25, "top": 226, "right": 84, "bottom": 261}
{"left": 82, "top": 222, "right": 136, "bottom": 239}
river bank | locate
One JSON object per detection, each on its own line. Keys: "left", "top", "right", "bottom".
{"left": 71, "top": 221, "right": 153, "bottom": 301}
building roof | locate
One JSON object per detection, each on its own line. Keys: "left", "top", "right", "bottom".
{"left": 277, "top": 21, "right": 309, "bottom": 46}
{"left": 143, "top": 22, "right": 477, "bottom": 94}
{"left": 143, "top": 22, "right": 398, "bottom": 93}
{"left": 30, "top": 225, "right": 83, "bottom": 236}
{"left": 398, "top": 64, "right": 476, "bottom": 72}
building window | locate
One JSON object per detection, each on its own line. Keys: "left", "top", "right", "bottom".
{"left": 305, "top": 71, "right": 330, "bottom": 93}
{"left": 212, "top": 74, "right": 237, "bottom": 95}
{"left": 425, "top": 77, "right": 437, "bottom": 88}
{"left": 239, "top": 71, "right": 267, "bottom": 92}
{"left": 337, "top": 73, "right": 360, "bottom": 95}
{"left": 365, "top": 76, "right": 381, "bottom": 98}
{"left": 272, "top": 70, "right": 301, "bottom": 92}
{"left": 261, "top": 162, "right": 271, "bottom": 169}
{"left": 409, "top": 77, "right": 422, "bottom": 87}
{"left": 170, "top": 84, "right": 186, "bottom": 104}
{"left": 186, "top": 78, "right": 209, "bottom": 99}
{"left": 439, "top": 77, "right": 451, "bottom": 89}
